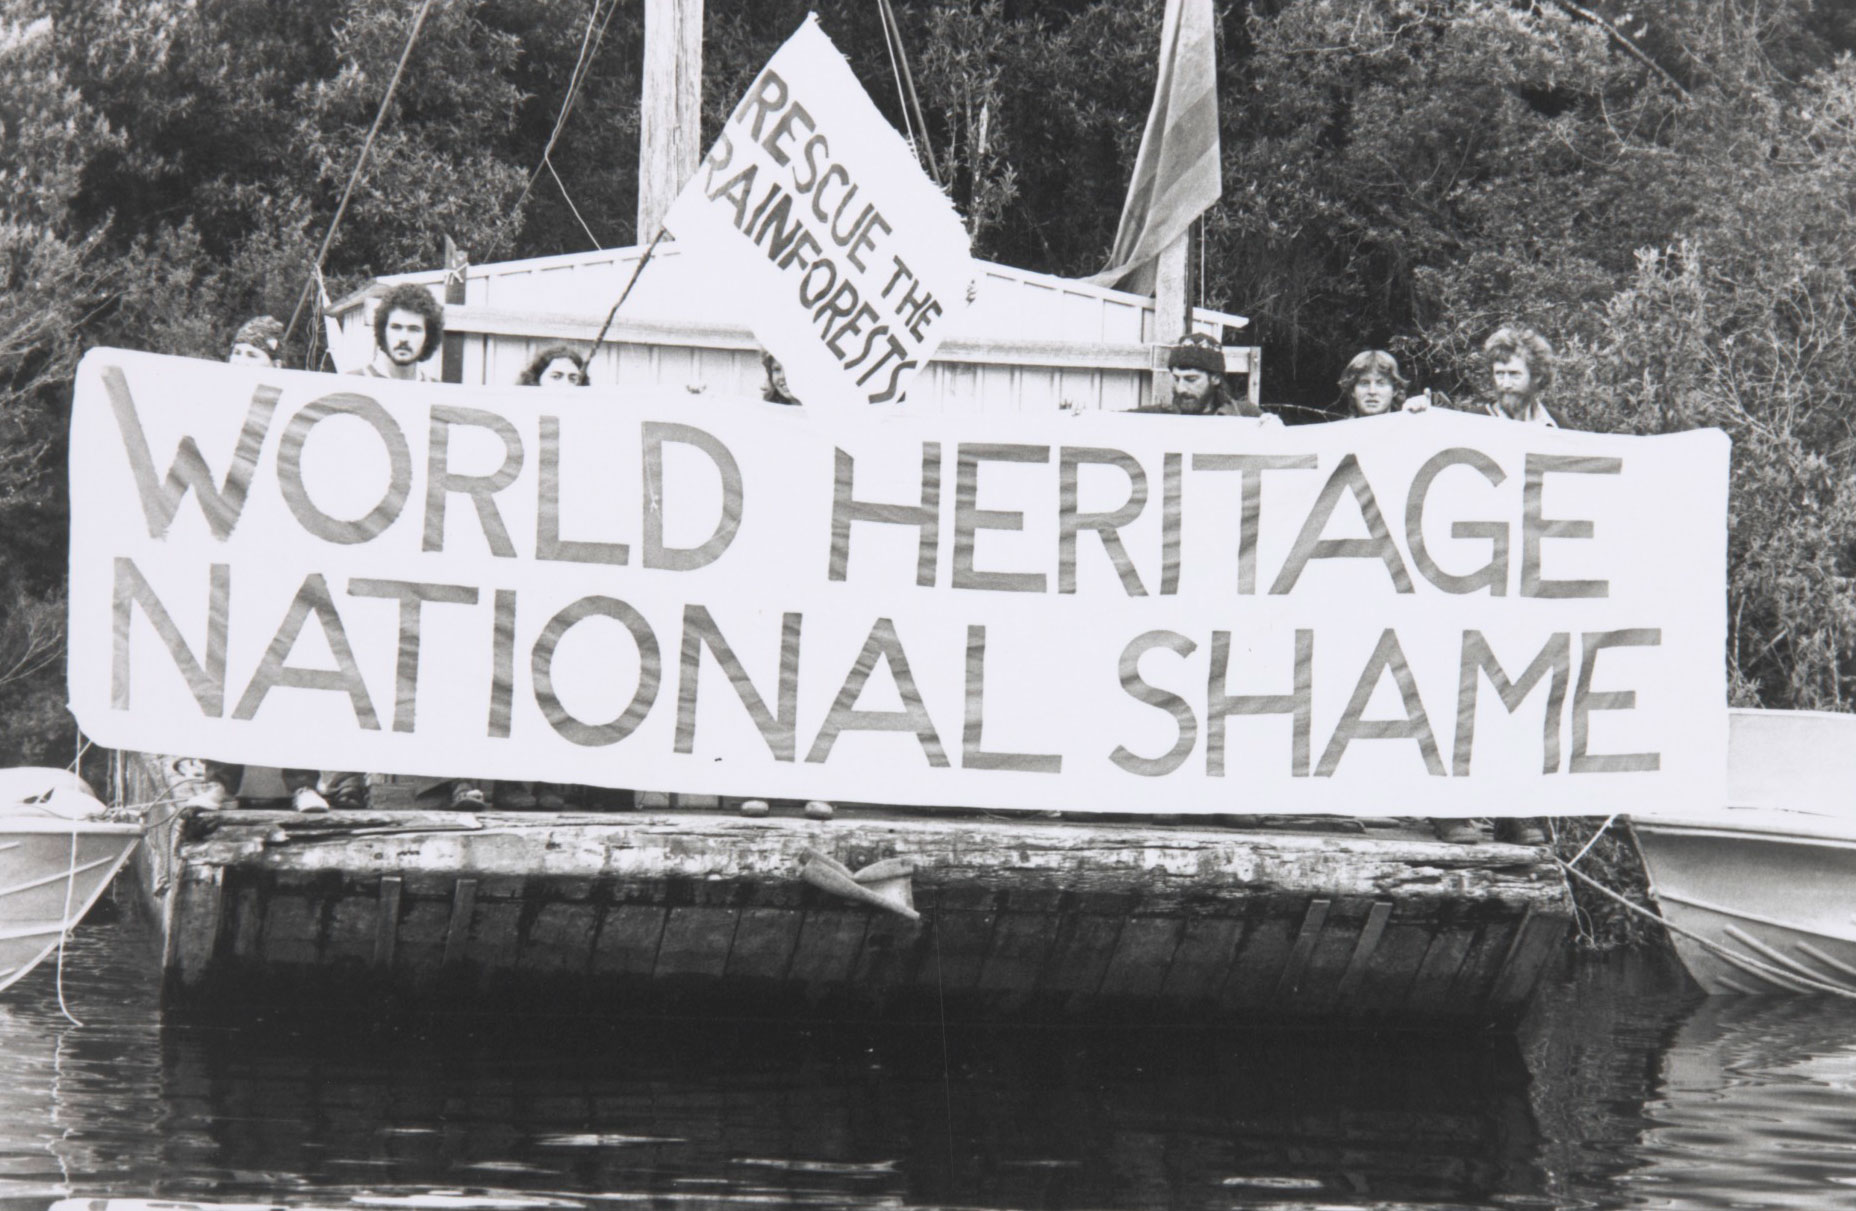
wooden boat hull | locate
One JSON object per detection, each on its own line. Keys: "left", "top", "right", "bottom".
{"left": 0, "top": 817, "right": 142, "bottom": 993}
{"left": 124, "top": 753, "right": 1572, "bottom": 1029}
{"left": 1633, "top": 709, "right": 1856, "bottom": 995}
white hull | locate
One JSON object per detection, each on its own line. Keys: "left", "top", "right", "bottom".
{"left": 0, "top": 769, "right": 142, "bottom": 993}
{"left": 1634, "top": 710, "right": 1856, "bottom": 994}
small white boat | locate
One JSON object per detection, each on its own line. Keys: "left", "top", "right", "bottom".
{"left": 0, "top": 767, "right": 142, "bottom": 993}
{"left": 1633, "top": 709, "right": 1856, "bottom": 994}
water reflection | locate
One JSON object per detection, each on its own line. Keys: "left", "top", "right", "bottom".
{"left": 7, "top": 912, "right": 1856, "bottom": 1209}
{"left": 1623, "top": 997, "right": 1856, "bottom": 1210}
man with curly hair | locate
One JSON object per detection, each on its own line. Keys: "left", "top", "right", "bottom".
{"left": 355, "top": 282, "right": 445, "bottom": 381}
{"left": 1481, "top": 325, "right": 1558, "bottom": 426}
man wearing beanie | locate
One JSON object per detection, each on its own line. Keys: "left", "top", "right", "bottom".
{"left": 228, "top": 315, "right": 285, "bottom": 366}
{"left": 1141, "top": 333, "right": 1274, "bottom": 420}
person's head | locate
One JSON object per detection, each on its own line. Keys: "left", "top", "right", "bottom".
{"left": 228, "top": 315, "right": 285, "bottom": 367}
{"left": 760, "top": 350, "right": 797, "bottom": 404}
{"left": 1166, "top": 335, "right": 1226, "bottom": 414}
{"left": 518, "top": 345, "right": 589, "bottom": 388}
{"left": 1482, "top": 325, "right": 1554, "bottom": 414}
{"left": 1338, "top": 349, "right": 1407, "bottom": 416}
{"left": 372, "top": 284, "right": 445, "bottom": 366}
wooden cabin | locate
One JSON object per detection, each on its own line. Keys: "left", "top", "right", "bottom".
{"left": 324, "top": 244, "right": 1263, "bottom": 415}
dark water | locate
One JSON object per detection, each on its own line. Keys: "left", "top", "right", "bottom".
{"left": 5, "top": 909, "right": 1856, "bottom": 1210}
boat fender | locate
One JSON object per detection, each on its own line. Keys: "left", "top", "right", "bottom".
{"left": 798, "top": 848, "right": 920, "bottom": 921}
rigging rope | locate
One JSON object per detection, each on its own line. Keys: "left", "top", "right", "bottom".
{"left": 515, "top": 0, "right": 621, "bottom": 214}
{"left": 548, "top": 160, "right": 604, "bottom": 250}
{"left": 874, "top": 0, "right": 918, "bottom": 154}
{"left": 875, "top": 0, "right": 941, "bottom": 186}
{"left": 281, "top": 0, "right": 437, "bottom": 358}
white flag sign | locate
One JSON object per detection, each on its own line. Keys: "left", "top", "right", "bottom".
{"left": 663, "top": 15, "right": 972, "bottom": 413}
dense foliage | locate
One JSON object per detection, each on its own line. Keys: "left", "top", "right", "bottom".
{"left": 1, "top": 0, "right": 1853, "bottom": 765}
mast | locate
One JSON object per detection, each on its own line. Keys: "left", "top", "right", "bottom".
{"left": 1153, "top": 231, "right": 1191, "bottom": 404}
{"left": 637, "top": 0, "right": 703, "bottom": 238}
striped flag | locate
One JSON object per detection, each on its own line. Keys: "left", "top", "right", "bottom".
{"left": 1090, "top": 0, "right": 1220, "bottom": 291}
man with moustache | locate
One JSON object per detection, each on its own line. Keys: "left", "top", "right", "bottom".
{"left": 354, "top": 282, "right": 445, "bottom": 381}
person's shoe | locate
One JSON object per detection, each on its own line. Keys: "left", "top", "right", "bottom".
{"left": 320, "top": 773, "right": 370, "bottom": 811}
{"left": 739, "top": 799, "right": 770, "bottom": 817}
{"left": 449, "top": 781, "right": 487, "bottom": 809}
{"left": 1432, "top": 818, "right": 1483, "bottom": 844}
{"left": 803, "top": 800, "right": 834, "bottom": 820}
{"left": 535, "top": 786, "right": 569, "bottom": 810}
{"left": 1494, "top": 818, "right": 1549, "bottom": 846}
{"left": 292, "top": 786, "right": 330, "bottom": 813}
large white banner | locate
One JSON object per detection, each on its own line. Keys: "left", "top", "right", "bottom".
{"left": 70, "top": 349, "right": 1730, "bottom": 816}
{"left": 662, "top": 15, "right": 972, "bottom": 413}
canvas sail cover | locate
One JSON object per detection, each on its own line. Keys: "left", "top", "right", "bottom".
{"left": 1091, "top": 0, "right": 1221, "bottom": 291}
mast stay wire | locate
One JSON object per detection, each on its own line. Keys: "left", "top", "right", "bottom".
{"left": 281, "top": 0, "right": 437, "bottom": 359}
{"left": 874, "top": 0, "right": 918, "bottom": 154}
{"left": 514, "top": 0, "right": 621, "bottom": 214}
{"left": 875, "top": 0, "right": 941, "bottom": 187}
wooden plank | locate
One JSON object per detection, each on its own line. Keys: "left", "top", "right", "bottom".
{"left": 466, "top": 901, "right": 524, "bottom": 971}
{"left": 653, "top": 906, "right": 740, "bottom": 979}
{"left": 1273, "top": 899, "right": 1332, "bottom": 1000}
{"left": 1289, "top": 900, "right": 1379, "bottom": 1013}
{"left": 1487, "top": 908, "right": 1568, "bottom": 1010}
{"left": 442, "top": 878, "right": 478, "bottom": 968}
{"left": 1404, "top": 928, "right": 1476, "bottom": 1016}
{"left": 373, "top": 876, "right": 403, "bottom": 969}
{"left": 1159, "top": 915, "right": 1244, "bottom": 1003}
{"left": 1096, "top": 916, "right": 1185, "bottom": 1001}
{"left": 519, "top": 902, "right": 601, "bottom": 974}
{"left": 846, "top": 912, "right": 927, "bottom": 1001}
{"left": 394, "top": 900, "right": 452, "bottom": 977}
{"left": 974, "top": 910, "right": 1063, "bottom": 1001}
{"left": 723, "top": 906, "right": 804, "bottom": 982}
{"left": 1037, "top": 910, "right": 1126, "bottom": 1004}
{"left": 1350, "top": 921, "right": 1434, "bottom": 1020}
{"left": 169, "top": 867, "right": 224, "bottom": 988}
{"left": 1334, "top": 901, "right": 1395, "bottom": 1000}
{"left": 440, "top": 235, "right": 467, "bottom": 383}
{"left": 786, "top": 910, "right": 870, "bottom": 993}
{"left": 916, "top": 908, "right": 996, "bottom": 992}
{"left": 230, "top": 886, "right": 265, "bottom": 961}
{"left": 1218, "top": 909, "right": 1296, "bottom": 1012}
{"left": 591, "top": 904, "right": 668, "bottom": 976}
{"left": 259, "top": 894, "right": 320, "bottom": 969}
{"left": 1446, "top": 919, "right": 1519, "bottom": 1010}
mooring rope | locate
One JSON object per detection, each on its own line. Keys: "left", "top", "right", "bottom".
{"left": 54, "top": 828, "right": 82, "bottom": 1027}
{"left": 1556, "top": 858, "right": 1856, "bottom": 1000}
{"left": 1563, "top": 812, "right": 1619, "bottom": 870}
{"left": 930, "top": 908, "right": 956, "bottom": 1178}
